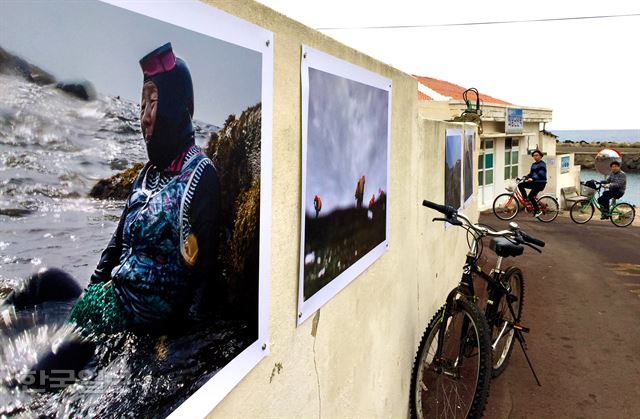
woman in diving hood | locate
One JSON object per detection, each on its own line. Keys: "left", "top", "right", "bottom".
{"left": 1, "top": 43, "right": 221, "bottom": 389}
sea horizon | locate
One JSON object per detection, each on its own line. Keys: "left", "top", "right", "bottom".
{"left": 552, "top": 129, "right": 640, "bottom": 143}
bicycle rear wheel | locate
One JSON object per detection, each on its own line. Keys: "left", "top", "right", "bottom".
{"left": 410, "top": 297, "right": 491, "bottom": 419}
{"left": 488, "top": 267, "right": 524, "bottom": 377}
{"left": 493, "top": 193, "right": 519, "bottom": 220}
{"left": 570, "top": 200, "right": 594, "bottom": 224}
{"left": 536, "top": 196, "right": 559, "bottom": 222}
{"left": 610, "top": 202, "right": 635, "bottom": 227}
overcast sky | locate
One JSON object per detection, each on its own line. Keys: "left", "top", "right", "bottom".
{"left": 0, "top": 0, "right": 262, "bottom": 126}
{"left": 305, "top": 68, "right": 389, "bottom": 215}
{"left": 258, "top": 0, "right": 639, "bottom": 130}
{"left": 446, "top": 133, "right": 462, "bottom": 169}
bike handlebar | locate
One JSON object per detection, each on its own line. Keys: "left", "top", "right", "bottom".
{"left": 520, "top": 231, "right": 545, "bottom": 248}
{"left": 422, "top": 200, "right": 456, "bottom": 218}
{"left": 421, "top": 199, "right": 545, "bottom": 250}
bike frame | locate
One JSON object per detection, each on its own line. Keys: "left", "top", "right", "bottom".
{"left": 507, "top": 186, "right": 529, "bottom": 209}
{"left": 434, "top": 225, "right": 520, "bottom": 368}
{"left": 505, "top": 181, "right": 547, "bottom": 212}
{"left": 579, "top": 185, "right": 624, "bottom": 216}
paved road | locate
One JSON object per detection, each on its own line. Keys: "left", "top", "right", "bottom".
{"left": 479, "top": 212, "right": 640, "bottom": 418}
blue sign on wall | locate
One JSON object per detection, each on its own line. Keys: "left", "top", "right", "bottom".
{"left": 505, "top": 108, "right": 523, "bottom": 134}
{"left": 561, "top": 155, "right": 570, "bottom": 173}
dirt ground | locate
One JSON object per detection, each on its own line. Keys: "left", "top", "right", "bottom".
{"left": 479, "top": 212, "right": 640, "bottom": 418}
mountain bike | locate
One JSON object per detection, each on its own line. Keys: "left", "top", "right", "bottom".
{"left": 569, "top": 180, "right": 635, "bottom": 227}
{"left": 411, "top": 200, "right": 544, "bottom": 419}
{"left": 492, "top": 178, "right": 559, "bottom": 222}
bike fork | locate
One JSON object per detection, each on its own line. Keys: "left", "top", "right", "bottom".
{"left": 434, "top": 286, "right": 472, "bottom": 371}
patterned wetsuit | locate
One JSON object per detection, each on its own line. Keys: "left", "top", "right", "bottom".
{"left": 113, "top": 146, "right": 212, "bottom": 330}
{"left": 71, "top": 145, "right": 219, "bottom": 335}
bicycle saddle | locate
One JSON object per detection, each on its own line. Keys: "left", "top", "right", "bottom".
{"left": 489, "top": 237, "right": 524, "bottom": 258}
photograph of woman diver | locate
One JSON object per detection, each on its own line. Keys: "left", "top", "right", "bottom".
{"left": 0, "top": 1, "right": 272, "bottom": 417}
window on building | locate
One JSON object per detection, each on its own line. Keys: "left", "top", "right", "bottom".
{"left": 504, "top": 138, "right": 519, "bottom": 180}
{"left": 478, "top": 140, "right": 494, "bottom": 187}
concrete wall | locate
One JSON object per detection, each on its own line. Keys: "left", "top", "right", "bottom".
{"left": 417, "top": 100, "right": 453, "bottom": 121}
{"left": 202, "top": 1, "right": 480, "bottom": 417}
{"left": 540, "top": 132, "right": 557, "bottom": 156}
{"left": 471, "top": 103, "right": 552, "bottom": 124}
{"left": 547, "top": 153, "right": 582, "bottom": 208}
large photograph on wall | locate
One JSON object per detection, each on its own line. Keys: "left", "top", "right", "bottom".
{"left": 298, "top": 46, "right": 391, "bottom": 324}
{"left": 445, "top": 129, "right": 463, "bottom": 209}
{"left": 0, "top": 1, "right": 272, "bottom": 417}
{"left": 463, "top": 127, "right": 475, "bottom": 207}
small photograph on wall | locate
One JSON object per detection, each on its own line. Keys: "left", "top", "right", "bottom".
{"left": 561, "top": 155, "right": 570, "bottom": 173}
{"left": 463, "top": 128, "right": 475, "bottom": 207}
{"left": 0, "top": 0, "right": 273, "bottom": 417}
{"left": 445, "top": 129, "right": 463, "bottom": 209}
{"left": 299, "top": 46, "right": 391, "bottom": 324}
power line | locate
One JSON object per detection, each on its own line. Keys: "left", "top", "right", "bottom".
{"left": 316, "top": 13, "right": 640, "bottom": 30}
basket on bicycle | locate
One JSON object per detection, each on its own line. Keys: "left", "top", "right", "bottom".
{"left": 504, "top": 179, "right": 517, "bottom": 192}
{"left": 581, "top": 180, "right": 597, "bottom": 197}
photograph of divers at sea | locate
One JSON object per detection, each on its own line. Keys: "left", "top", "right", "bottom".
{"left": 301, "top": 65, "right": 389, "bottom": 302}
{"left": 0, "top": 1, "right": 266, "bottom": 416}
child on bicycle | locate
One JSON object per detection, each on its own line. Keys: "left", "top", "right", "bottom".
{"left": 518, "top": 149, "right": 547, "bottom": 218}
{"left": 598, "top": 160, "right": 627, "bottom": 219}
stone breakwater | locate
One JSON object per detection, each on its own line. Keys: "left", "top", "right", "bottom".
{"left": 556, "top": 142, "right": 640, "bottom": 172}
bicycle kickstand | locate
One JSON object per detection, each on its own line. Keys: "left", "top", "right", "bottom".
{"left": 514, "top": 329, "right": 542, "bottom": 387}
{"left": 505, "top": 296, "right": 542, "bottom": 386}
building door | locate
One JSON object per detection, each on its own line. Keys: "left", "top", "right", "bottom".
{"left": 478, "top": 139, "right": 494, "bottom": 206}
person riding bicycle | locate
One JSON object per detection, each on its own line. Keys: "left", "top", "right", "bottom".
{"left": 518, "top": 149, "right": 547, "bottom": 218}
{"left": 598, "top": 160, "right": 626, "bottom": 219}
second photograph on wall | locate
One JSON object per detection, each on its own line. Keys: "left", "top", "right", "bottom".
{"left": 298, "top": 46, "right": 391, "bottom": 324}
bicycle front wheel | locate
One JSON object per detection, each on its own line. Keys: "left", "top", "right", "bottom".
{"left": 410, "top": 297, "right": 492, "bottom": 419}
{"left": 493, "top": 193, "right": 519, "bottom": 220}
{"left": 489, "top": 267, "right": 524, "bottom": 377}
{"left": 536, "top": 196, "right": 559, "bottom": 222}
{"left": 610, "top": 203, "right": 635, "bottom": 227}
{"left": 570, "top": 200, "right": 594, "bottom": 224}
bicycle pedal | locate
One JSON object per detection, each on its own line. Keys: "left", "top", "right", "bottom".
{"left": 507, "top": 294, "right": 519, "bottom": 303}
{"left": 512, "top": 323, "right": 530, "bottom": 333}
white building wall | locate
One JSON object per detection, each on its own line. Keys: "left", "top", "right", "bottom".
{"left": 200, "top": 1, "right": 482, "bottom": 417}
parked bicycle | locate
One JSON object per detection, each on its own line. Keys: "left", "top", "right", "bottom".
{"left": 411, "top": 200, "right": 544, "bottom": 419}
{"left": 569, "top": 180, "right": 635, "bottom": 227}
{"left": 492, "top": 178, "right": 559, "bottom": 222}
